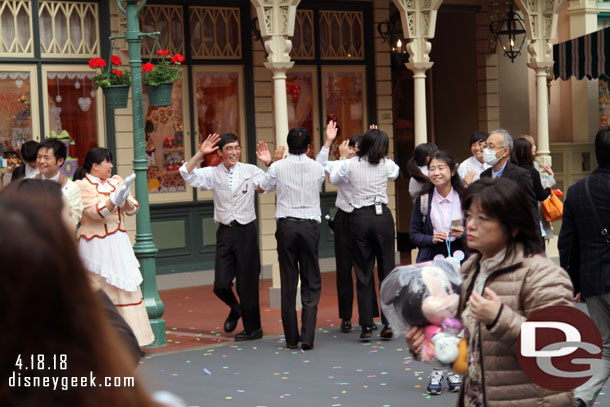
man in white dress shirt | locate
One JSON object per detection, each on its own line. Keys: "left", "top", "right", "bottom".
{"left": 257, "top": 127, "right": 325, "bottom": 350}
{"left": 35, "top": 138, "right": 83, "bottom": 224}
{"left": 457, "top": 131, "right": 489, "bottom": 185}
{"left": 180, "top": 133, "right": 272, "bottom": 341}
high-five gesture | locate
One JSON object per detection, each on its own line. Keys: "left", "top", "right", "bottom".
{"left": 324, "top": 120, "right": 338, "bottom": 148}
{"left": 200, "top": 133, "right": 221, "bottom": 155}
{"left": 273, "top": 145, "right": 286, "bottom": 162}
{"left": 369, "top": 124, "right": 378, "bottom": 130}
{"left": 256, "top": 141, "right": 272, "bottom": 165}
{"left": 338, "top": 140, "right": 350, "bottom": 159}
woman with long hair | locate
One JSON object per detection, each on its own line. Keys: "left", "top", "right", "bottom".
{"left": 407, "top": 142, "right": 438, "bottom": 199}
{"left": 74, "top": 147, "right": 154, "bottom": 346}
{"left": 407, "top": 177, "right": 573, "bottom": 406}
{"left": 409, "top": 150, "right": 466, "bottom": 395}
{"left": 516, "top": 135, "right": 557, "bottom": 243}
{"left": 0, "top": 196, "right": 156, "bottom": 406}
{"left": 329, "top": 128, "right": 400, "bottom": 340}
{"left": 410, "top": 151, "right": 466, "bottom": 263}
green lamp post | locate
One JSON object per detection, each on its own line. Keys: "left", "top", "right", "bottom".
{"left": 116, "top": 0, "right": 165, "bottom": 347}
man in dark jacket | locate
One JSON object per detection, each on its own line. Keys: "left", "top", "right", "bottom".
{"left": 479, "top": 129, "right": 542, "bottom": 244}
{"left": 558, "top": 125, "right": 610, "bottom": 407}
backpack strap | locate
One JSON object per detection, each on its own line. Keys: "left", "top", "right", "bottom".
{"left": 420, "top": 193, "right": 429, "bottom": 223}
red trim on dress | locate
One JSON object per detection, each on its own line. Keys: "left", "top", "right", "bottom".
{"left": 77, "top": 226, "right": 128, "bottom": 241}
{"left": 96, "top": 203, "right": 107, "bottom": 219}
{"left": 114, "top": 297, "right": 144, "bottom": 307}
{"left": 85, "top": 174, "right": 117, "bottom": 193}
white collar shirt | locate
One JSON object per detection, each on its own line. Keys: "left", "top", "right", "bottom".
{"left": 329, "top": 156, "right": 400, "bottom": 208}
{"left": 257, "top": 153, "right": 325, "bottom": 222}
{"left": 316, "top": 146, "right": 352, "bottom": 213}
{"left": 179, "top": 162, "right": 265, "bottom": 225}
{"left": 457, "top": 156, "right": 489, "bottom": 182}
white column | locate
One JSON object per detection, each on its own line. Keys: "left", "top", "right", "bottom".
{"left": 393, "top": 0, "right": 443, "bottom": 146}
{"left": 515, "top": 0, "right": 564, "bottom": 166}
{"left": 532, "top": 62, "right": 553, "bottom": 165}
{"left": 265, "top": 62, "right": 294, "bottom": 149}
{"left": 406, "top": 62, "right": 433, "bottom": 146}
{"left": 251, "top": 0, "right": 300, "bottom": 308}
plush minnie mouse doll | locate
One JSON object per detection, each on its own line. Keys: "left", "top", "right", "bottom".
{"left": 380, "top": 259, "right": 468, "bottom": 373}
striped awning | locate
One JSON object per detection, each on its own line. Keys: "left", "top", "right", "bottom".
{"left": 553, "top": 27, "right": 610, "bottom": 81}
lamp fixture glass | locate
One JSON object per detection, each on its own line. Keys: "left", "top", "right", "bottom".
{"left": 378, "top": 12, "right": 408, "bottom": 65}
{"left": 489, "top": 4, "right": 526, "bottom": 63}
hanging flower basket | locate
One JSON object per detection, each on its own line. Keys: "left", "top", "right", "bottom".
{"left": 145, "top": 81, "right": 174, "bottom": 107}
{"left": 102, "top": 84, "right": 130, "bottom": 109}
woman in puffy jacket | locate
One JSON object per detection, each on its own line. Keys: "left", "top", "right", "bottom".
{"left": 407, "top": 177, "right": 574, "bottom": 406}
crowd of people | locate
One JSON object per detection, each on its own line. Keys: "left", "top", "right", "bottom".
{"left": 3, "top": 123, "right": 610, "bottom": 406}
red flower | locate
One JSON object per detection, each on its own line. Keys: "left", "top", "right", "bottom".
{"left": 88, "top": 58, "right": 106, "bottom": 69}
{"left": 111, "top": 55, "right": 121, "bottom": 65}
{"left": 112, "top": 69, "right": 123, "bottom": 77}
{"left": 170, "top": 53, "right": 185, "bottom": 64}
{"left": 157, "top": 49, "right": 170, "bottom": 57}
{"left": 142, "top": 62, "right": 154, "bottom": 72}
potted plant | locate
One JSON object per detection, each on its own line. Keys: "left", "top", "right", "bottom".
{"left": 89, "top": 55, "right": 131, "bottom": 109}
{"left": 142, "top": 49, "right": 185, "bottom": 106}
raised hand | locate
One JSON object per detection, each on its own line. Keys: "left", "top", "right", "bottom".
{"left": 110, "top": 184, "right": 128, "bottom": 207}
{"left": 325, "top": 120, "right": 338, "bottom": 147}
{"left": 119, "top": 173, "right": 136, "bottom": 203}
{"left": 256, "top": 141, "right": 272, "bottom": 165}
{"left": 338, "top": 140, "right": 350, "bottom": 159}
{"left": 273, "top": 145, "right": 286, "bottom": 162}
{"left": 199, "top": 133, "right": 220, "bottom": 155}
{"left": 369, "top": 124, "right": 378, "bottom": 130}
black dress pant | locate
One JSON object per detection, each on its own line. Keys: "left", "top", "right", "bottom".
{"left": 334, "top": 209, "right": 379, "bottom": 320}
{"left": 213, "top": 221, "right": 262, "bottom": 333}
{"left": 276, "top": 218, "right": 322, "bottom": 345}
{"left": 349, "top": 205, "right": 395, "bottom": 328}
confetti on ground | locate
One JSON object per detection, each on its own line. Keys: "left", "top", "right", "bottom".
{"left": 203, "top": 368, "right": 211, "bottom": 375}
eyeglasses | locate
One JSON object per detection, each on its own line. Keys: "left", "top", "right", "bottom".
{"left": 463, "top": 210, "right": 495, "bottom": 225}
{"left": 484, "top": 143, "right": 505, "bottom": 150}
{"left": 224, "top": 146, "right": 241, "bottom": 153}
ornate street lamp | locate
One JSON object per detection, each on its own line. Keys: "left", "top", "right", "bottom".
{"left": 377, "top": 12, "right": 408, "bottom": 65}
{"left": 490, "top": 4, "right": 527, "bottom": 63}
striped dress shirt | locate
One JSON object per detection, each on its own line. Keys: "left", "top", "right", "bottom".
{"left": 179, "top": 162, "right": 265, "bottom": 225}
{"left": 258, "top": 153, "right": 325, "bottom": 222}
{"left": 329, "top": 156, "right": 400, "bottom": 208}
{"left": 316, "top": 147, "right": 352, "bottom": 213}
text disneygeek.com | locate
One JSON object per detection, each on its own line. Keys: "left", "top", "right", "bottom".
{"left": 9, "top": 371, "right": 135, "bottom": 390}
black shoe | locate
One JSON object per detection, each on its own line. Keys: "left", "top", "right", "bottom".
{"left": 234, "top": 328, "right": 263, "bottom": 341}
{"left": 371, "top": 323, "right": 378, "bottom": 331}
{"left": 286, "top": 343, "right": 299, "bottom": 349}
{"left": 380, "top": 325, "right": 393, "bottom": 339}
{"left": 360, "top": 326, "right": 373, "bottom": 339}
{"left": 223, "top": 309, "right": 241, "bottom": 333}
{"left": 340, "top": 319, "right": 352, "bottom": 333}
{"left": 574, "top": 397, "right": 586, "bottom": 407}
{"left": 301, "top": 342, "right": 314, "bottom": 350}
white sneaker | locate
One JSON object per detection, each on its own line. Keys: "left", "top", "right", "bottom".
{"left": 447, "top": 372, "right": 462, "bottom": 392}
{"left": 427, "top": 370, "right": 443, "bottom": 395}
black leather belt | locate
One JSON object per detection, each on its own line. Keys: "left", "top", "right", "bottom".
{"left": 278, "top": 217, "right": 316, "bottom": 223}
{"left": 224, "top": 220, "right": 244, "bottom": 227}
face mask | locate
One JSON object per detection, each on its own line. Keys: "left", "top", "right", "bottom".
{"left": 483, "top": 147, "right": 502, "bottom": 167}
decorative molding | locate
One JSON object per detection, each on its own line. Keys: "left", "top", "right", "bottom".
{"left": 251, "top": 0, "right": 300, "bottom": 64}
{"left": 189, "top": 7, "right": 241, "bottom": 59}
{"left": 319, "top": 10, "right": 364, "bottom": 60}
{"left": 140, "top": 5, "right": 184, "bottom": 58}
{"left": 515, "top": 0, "right": 565, "bottom": 66}
{"left": 392, "top": 0, "right": 443, "bottom": 64}
{"left": 0, "top": 0, "right": 33, "bottom": 57}
{"left": 39, "top": 1, "right": 99, "bottom": 58}
{"left": 290, "top": 10, "right": 314, "bottom": 60}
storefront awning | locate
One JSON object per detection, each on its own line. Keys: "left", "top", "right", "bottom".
{"left": 553, "top": 27, "right": 610, "bottom": 81}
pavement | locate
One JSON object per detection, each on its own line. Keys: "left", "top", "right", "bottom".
{"left": 139, "top": 324, "right": 460, "bottom": 407}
